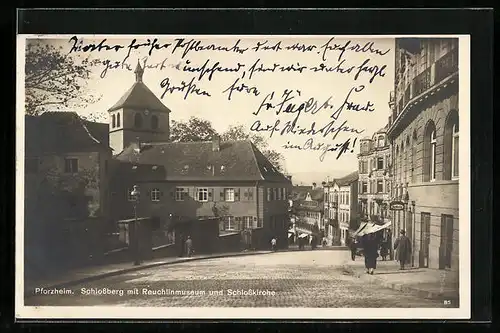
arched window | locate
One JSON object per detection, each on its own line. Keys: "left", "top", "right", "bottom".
{"left": 423, "top": 121, "right": 437, "bottom": 182}
{"left": 395, "top": 145, "right": 399, "bottom": 182}
{"left": 405, "top": 136, "right": 410, "bottom": 182}
{"left": 116, "top": 112, "right": 121, "bottom": 127}
{"left": 134, "top": 113, "right": 143, "bottom": 128}
{"left": 452, "top": 123, "right": 459, "bottom": 178}
{"left": 378, "top": 135, "right": 385, "bottom": 147}
{"left": 412, "top": 130, "right": 418, "bottom": 182}
{"left": 151, "top": 115, "right": 159, "bottom": 129}
{"left": 111, "top": 114, "right": 116, "bottom": 128}
{"left": 443, "top": 110, "right": 459, "bottom": 180}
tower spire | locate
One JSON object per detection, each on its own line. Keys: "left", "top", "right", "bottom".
{"left": 134, "top": 60, "right": 144, "bottom": 82}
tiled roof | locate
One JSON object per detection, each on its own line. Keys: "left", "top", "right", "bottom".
{"left": 25, "top": 112, "right": 109, "bottom": 155}
{"left": 114, "top": 140, "right": 291, "bottom": 183}
{"left": 291, "top": 188, "right": 323, "bottom": 201}
{"left": 108, "top": 81, "right": 171, "bottom": 113}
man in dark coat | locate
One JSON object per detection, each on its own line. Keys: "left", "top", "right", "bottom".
{"left": 394, "top": 229, "right": 412, "bottom": 269}
{"left": 362, "top": 233, "right": 379, "bottom": 274}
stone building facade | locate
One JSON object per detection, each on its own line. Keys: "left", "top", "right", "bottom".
{"left": 387, "top": 38, "right": 459, "bottom": 272}
{"left": 358, "top": 128, "right": 392, "bottom": 225}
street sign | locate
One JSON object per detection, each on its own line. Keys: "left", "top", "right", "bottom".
{"left": 389, "top": 201, "right": 405, "bottom": 211}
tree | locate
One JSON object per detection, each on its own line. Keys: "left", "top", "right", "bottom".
{"left": 170, "top": 117, "right": 218, "bottom": 142}
{"left": 24, "top": 40, "right": 101, "bottom": 116}
{"left": 221, "top": 124, "right": 285, "bottom": 171}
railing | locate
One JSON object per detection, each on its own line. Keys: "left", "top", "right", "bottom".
{"left": 394, "top": 48, "right": 458, "bottom": 125}
{"left": 435, "top": 48, "right": 458, "bottom": 83}
{"left": 413, "top": 67, "right": 432, "bottom": 97}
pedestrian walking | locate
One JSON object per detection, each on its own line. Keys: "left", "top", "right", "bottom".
{"left": 394, "top": 229, "right": 412, "bottom": 270}
{"left": 347, "top": 236, "right": 357, "bottom": 261}
{"left": 185, "top": 236, "right": 193, "bottom": 257}
{"left": 362, "top": 233, "right": 379, "bottom": 275}
{"left": 271, "top": 237, "right": 277, "bottom": 251}
{"left": 379, "top": 240, "right": 389, "bottom": 261}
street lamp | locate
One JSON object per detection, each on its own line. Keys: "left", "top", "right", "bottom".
{"left": 130, "top": 185, "right": 141, "bottom": 266}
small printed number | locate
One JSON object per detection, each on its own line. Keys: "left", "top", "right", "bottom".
{"left": 444, "top": 300, "right": 451, "bottom": 305}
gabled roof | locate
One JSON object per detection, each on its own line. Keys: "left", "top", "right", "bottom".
{"left": 291, "top": 187, "right": 323, "bottom": 201}
{"left": 113, "top": 140, "right": 290, "bottom": 183}
{"left": 107, "top": 82, "right": 171, "bottom": 113}
{"left": 25, "top": 112, "right": 110, "bottom": 155}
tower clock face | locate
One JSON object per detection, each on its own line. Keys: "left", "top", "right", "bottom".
{"left": 144, "top": 109, "right": 150, "bottom": 116}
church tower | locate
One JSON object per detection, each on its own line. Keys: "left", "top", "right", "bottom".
{"left": 108, "top": 61, "right": 171, "bottom": 155}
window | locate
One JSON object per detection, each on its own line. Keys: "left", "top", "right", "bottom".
{"left": 267, "top": 188, "right": 272, "bottom": 201}
{"left": 444, "top": 110, "right": 459, "bottom": 180}
{"left": 224, "top": 188, "right": 235, "bottom": 202}
{"left": 134, "top": 113, "right": 143, "bottom": 128}
{"left": 423, "top": 121, "right": 437, "bottom": 182}
{"left": 112, "top": 114, "right": 116, "bottom": 128}
{"left": 197, "top": 188, "right": 209, "bottom": 202}
{"left": 378, "top": 135, "right": 385, "bottom": 147}
{"left": 175, "top": 187, "right": 187, "bottom": 201}
{"left": 346, "top": 193, "right": 349, "bottom": 205}
{"left": 224, "top": 216, "right": 236, "bottom": 231}
{"left": 377, "top": 180, "right": 384, "bottom": 193}
{"left": 64, "top": 158, "right": 78, "bottom": 173}
{"left": 452, "top": 124, "right": 459, "bottom": 178}
{"left": 430, "top": 130, "right": 437, "bottom": 181}
{"left": 243, "top": 216, "right": 253, "bottom": 229}
{"left": 277, "top": 188, "right": 282, "bottom": 200}
{"left": 25, "top": 158, "right": 39, "bottom": 173}
{"left": 151, "top": 188, "right": 161, "bottom": 202}
{"left": 151, "top": 115, "right": 159, "bottom": 129}
{"left": 362, "top": 182, "right": 367, "bottom": 193}
{"left": 117, "top": 113, "right": 121, "bottom": 127}
{"left": 377, "top": 157, "right": 384, "bottom": 170}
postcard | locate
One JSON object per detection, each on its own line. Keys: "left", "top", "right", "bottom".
{"left": 15, "top": 34, "right": 470, "bottom": 319}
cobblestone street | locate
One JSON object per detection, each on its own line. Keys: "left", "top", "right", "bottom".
{"left": 25, "top": 250, "right": 445, "bottom": 307}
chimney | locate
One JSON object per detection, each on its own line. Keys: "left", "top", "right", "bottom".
{"left": 212, "top": 135, "right": 220, "bottom": 152}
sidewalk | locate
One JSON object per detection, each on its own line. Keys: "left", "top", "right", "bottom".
{"left": 24, "top": 250, "right": 271, "bottom": 296}
{"left": 342, "top": 257, "right": 460, "bottom": 303}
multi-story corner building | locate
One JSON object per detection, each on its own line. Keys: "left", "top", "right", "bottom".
{"left": 109, "top": 63, "right": 292, "bottom": 251}
{"left": 323, "top": 171, "right": 359, "bottom": 246}
{"left": 387, "top": 38, "right": 459, "bottom": 272}
{"left": 323, "top": 184, "right": 339, "bottom": 245}
{"left": 290, "top": 187, "right": 323, "bottom": 238}
{"left": 358, "top": 128, "right": 392, "bottom": 225}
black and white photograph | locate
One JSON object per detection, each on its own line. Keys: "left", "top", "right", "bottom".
{"left": 15, "top": 33, "right": 470, "bottom": 319}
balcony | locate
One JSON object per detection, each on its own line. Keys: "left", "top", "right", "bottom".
{"left": 435, "top": 47, "right": 459, "bottom": 82}
{"left": 388, "top": 90, "right": 395, "bottom": 109}
{"left": 389, "top": 48, "right": 459, "bottom": 136}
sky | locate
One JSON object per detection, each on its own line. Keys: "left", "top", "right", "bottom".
{"left": 23, "top": 35, "right": 395, "bottom": 181}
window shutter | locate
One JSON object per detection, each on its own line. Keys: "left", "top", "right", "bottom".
{"left": 160, "top": 190, "right": 164, "bottom": 197}
{"left": 235, "top": 188, "right": 240, "bottom": 201}
{"left": 253, "top": 216, "right": 258, "bottom": 229}
{"left": 243, "top": 189, "right": 248, "bottom": 199}
{"left": 220, "top": 189, "right": 225, "bottom": 201}
{"left": 194, "top": 187, "right": 198, "bottom": 201}
{"left": 208, "top": 188, "right": 213, "bottom": 201}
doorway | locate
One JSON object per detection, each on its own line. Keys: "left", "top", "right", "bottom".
{"left": 440, "top": 215, "right": 454, "bottom": 269}
{"left": 419, "top": 212, "right": 431, "bottom": 268}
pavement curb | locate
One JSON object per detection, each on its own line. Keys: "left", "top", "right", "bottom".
{"left": 25, "top": 251, "right": 272, "bottom": 296}
{"left": 341, "top": 263, "right": 459, "bottom": 303}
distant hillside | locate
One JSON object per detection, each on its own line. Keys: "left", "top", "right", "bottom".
{"left": 289, "top": 170, "right": 356, "bottom": 186}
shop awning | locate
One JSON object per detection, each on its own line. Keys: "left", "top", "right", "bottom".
{"left": 352, "top": 222, "right": 368, "bottom": 237}
{"left": 295, "top": 227, "right": 313, "bottom": 235}
{"left": 298, "top": 233, "right": 309, "bottom": 238}
{"left": 357, "top": 221, "right": 392, "bottom": 236}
